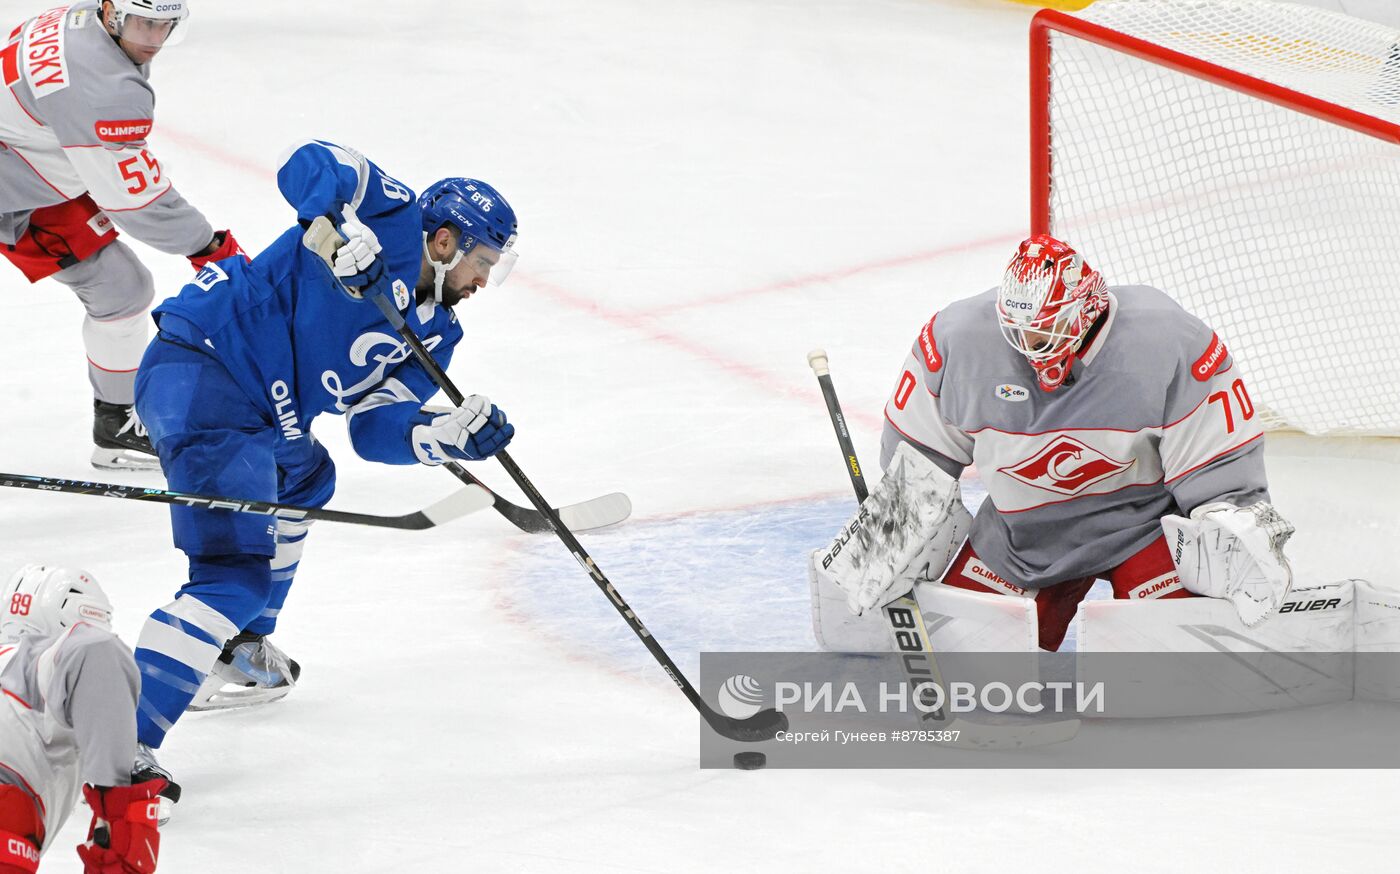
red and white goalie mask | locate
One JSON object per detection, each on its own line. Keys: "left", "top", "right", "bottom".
{"left": 995, "top": 234, "right": 1108, "bottom": 392}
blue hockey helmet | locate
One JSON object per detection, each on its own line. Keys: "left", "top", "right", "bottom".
{"left": 418, "top": 178, "right": 519, "bottom": 299}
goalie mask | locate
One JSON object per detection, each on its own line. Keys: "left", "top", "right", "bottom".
{"left": 1, "top": 564, "right": 114, "bottom": 642}
{"left": 996, "top": 234, "right": 1108, "bottom": 392}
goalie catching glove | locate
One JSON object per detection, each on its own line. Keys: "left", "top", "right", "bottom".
{"left": 1161, "top": 501, "right": 1295, "bottom": 627}
{"left": 411, "top": 395, "right": 514, "bottom": 464}
{"left": 813, "top": 442, "right": 973, "bottom": 616}
{"left": 77, "top": 778, "right": 167, "bottom": 874}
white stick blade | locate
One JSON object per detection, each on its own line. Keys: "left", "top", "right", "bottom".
{"left": 558, "top": 492, "right": 632, "bottom": 532}
{"left": 422, "top": 485, "right": 495, "bottom": 526}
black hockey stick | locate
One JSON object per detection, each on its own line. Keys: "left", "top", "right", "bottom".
{"left": 361, "top": 285, "right": 786, "bottom": 742}
{"left": 806, "top": 348, "right": 1079, "bottom": 749}
{"left": 0, "top": 472, "right": 493, "bottom": 530}
{"left": 299, "top": 219, "right": 629, "bottom": 536}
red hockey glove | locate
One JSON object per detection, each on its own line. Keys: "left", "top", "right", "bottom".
{"left": 76, "top": 779, "right": 166, "bottom": 874}
{"left": 188, "top": 230, "right": 246, "bottom": 270}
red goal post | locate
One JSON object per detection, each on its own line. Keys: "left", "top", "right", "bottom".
{"left": 1029, "top": 0, "right": 1400, "bottom": 436}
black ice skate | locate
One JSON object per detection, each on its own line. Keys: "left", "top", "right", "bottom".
{"left": 133, "top": 742, "right": 181, "bottom": 824}
{"left": 188, "top": 631, "right": 301, "bottom": 712}
{"left": 91, "top": 400, "right": 159, "bottom": 471}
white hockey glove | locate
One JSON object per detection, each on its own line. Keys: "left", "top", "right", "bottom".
{"left": 331, "top": 204, "right": 382, "bottom": 278}
{"left": 411, "top": 395, "right": 514, "bottom": 464}
{"left": 812, "top": 442, "right": 973, "bottom": 616}
{"left": 1161, "top": 501, "right": 1295, "bottom": 627}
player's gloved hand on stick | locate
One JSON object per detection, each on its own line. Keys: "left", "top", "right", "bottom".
{"left": 1161, "top": 500, "right": 1295, "bottom": 626}
{"left": 332, "top": 204, "right": 382, "bottom": 280}
{"left": 331, "top": 205, "right": 389, "bottom": 299}
{"left": 76, "top": 778, "right": 166, "bottom": 874}
{"left": 411, "top": 395, "right": 514, "bottom": 464}
{"left": 187, "top": 229, "right": 246, "bottom": 270}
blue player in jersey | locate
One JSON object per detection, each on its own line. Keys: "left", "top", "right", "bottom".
{"left": 127, "top": 140, "right": 519, "bottom": 791}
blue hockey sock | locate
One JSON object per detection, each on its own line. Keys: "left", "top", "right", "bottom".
{"left": 246, "top": 519, "right": 312, "bottom": 636}
{"left": 134, "top": 554, "right": 272, "bottom": 747}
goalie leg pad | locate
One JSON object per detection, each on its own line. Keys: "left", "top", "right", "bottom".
{"left": 1356, "top": 578, "right": 1400, "bottom": 701}
{"left": 1075, "top": 580, "right": 1354, "bottom": 716}
{"left": 941, "top": 542, "right": 1091, "bottom": 651}
{"left": 912, "top": 577, "right": 1039, "bottom": 653}
{"left": 809, "top": 548, "right": 891, "bottom": 652}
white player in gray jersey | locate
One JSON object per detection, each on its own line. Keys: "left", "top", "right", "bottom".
{"left": 0, "top": 0, "right": 243, "bottom": 470}
{"left": 0, "top": 565, "right": 168, "bottom": 873}
{"left": 813, "top": 235, "right": 1297, "bottom": 652}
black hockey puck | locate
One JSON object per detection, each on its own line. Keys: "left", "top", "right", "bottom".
{"left": 733, "top": 751, "right": 767, "bottom": 770}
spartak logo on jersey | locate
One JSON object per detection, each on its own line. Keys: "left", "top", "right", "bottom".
{"left": 1192, "top": 332, "right": 1228, "bottom": 382}
{"left": 919, "top": 315, "right": 941, "bottom": 372}
{"left": 999, "top": 435, "right": 1135, "bottom": 496}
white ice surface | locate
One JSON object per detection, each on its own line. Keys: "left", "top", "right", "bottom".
{"left": 1, "top": 0, "right": 1398, "bottom": 871}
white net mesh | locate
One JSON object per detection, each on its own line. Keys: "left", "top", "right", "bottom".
{"left": 1042, "top": 0, "right": 1400, "bottom": 434}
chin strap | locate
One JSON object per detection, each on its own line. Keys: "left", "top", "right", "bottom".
{"left": 423, "top": 233, "right": 463, "bottom": 304}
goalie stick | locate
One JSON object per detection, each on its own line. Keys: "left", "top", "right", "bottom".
{"left": 806, "top": 348, "right": 1079, "bottom": 750}
{"left": 0, "top": 472, "right": 492, "bottom": 530}
{"left": 326, "top": 246, "right": 785, "bottom": 742}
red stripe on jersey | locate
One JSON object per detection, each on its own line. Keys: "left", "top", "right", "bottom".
{"left": 2, "top": 689, "right": 30, "bottom": 710}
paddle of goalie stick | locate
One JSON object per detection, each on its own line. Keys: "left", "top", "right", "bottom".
{"left": 806, "top": 348, "right": 1080, "bottom": 750}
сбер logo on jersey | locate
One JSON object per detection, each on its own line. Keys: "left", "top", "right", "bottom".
{"left": 716, "top": 672, "right": 1103, "bottom": 721}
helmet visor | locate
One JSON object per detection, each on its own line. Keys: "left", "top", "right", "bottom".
{"left": 461, "top": 240, "right": 518, "bottom": 287}
{"left": 113, "top": 11, "right": 189, "bottom": 49}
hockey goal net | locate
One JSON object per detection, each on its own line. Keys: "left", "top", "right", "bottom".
{"left": 1031, "top": 0, "right": 1400, "bottom": 435}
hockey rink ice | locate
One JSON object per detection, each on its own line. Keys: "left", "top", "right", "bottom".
{"left": 3, "top": 0, "right": 1399, "bottom": 870}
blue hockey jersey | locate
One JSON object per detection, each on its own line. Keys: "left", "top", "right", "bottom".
{"left": 152, "top": 140, "right": 462, "bottom": 465}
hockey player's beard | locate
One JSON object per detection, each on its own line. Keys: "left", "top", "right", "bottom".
{"left": 416, "top": 280, "right": 470, "bottom": 308}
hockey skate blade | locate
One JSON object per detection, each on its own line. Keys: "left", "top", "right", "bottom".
{"left": 187, "top": 682, "right": 293, "bottom": 712}
{"left": 421, "top": 484, "right": 495, "bottom": 526}
{"left": 557, "top": 492, "right": 631, "bottom": 532}
{"left": 90, "top": 446, "right": 161, "bottom": 472}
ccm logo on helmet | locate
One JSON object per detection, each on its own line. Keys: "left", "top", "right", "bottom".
{"left": 1192, "top": 333, "right": 1228, "bottom": 381}
{"left": 94, "top": 119, "right": 154, "bottom": 143}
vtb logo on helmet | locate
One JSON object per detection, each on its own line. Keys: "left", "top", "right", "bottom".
{"left": 1, "top": 564, "right": 114, "bottom": 642}
{"left": 995, "top": 234, "right": 1108, "bottom": 393}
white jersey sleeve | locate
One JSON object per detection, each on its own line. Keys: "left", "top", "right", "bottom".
{"left": 880, "top": 313, "right": 974, "bottom": 477}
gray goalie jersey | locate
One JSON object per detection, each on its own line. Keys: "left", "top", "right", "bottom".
{"left": 0, "top": 1, "right": 211, "bottom": 253}
{"left": 881, "top": 285, "right": 1269, "bottom": 589}
{"left": 0, "top": 623, "right": 140, "bottom": 851}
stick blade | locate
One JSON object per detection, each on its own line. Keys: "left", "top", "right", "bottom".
{"left": 420, "top": 485, "right": 495, "bottom": 527}
{"left": 558, "top": 492, "right": 632, "bottom": 532}
{"left": 707, "top": 707, "right": 788, "bottom": 743}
